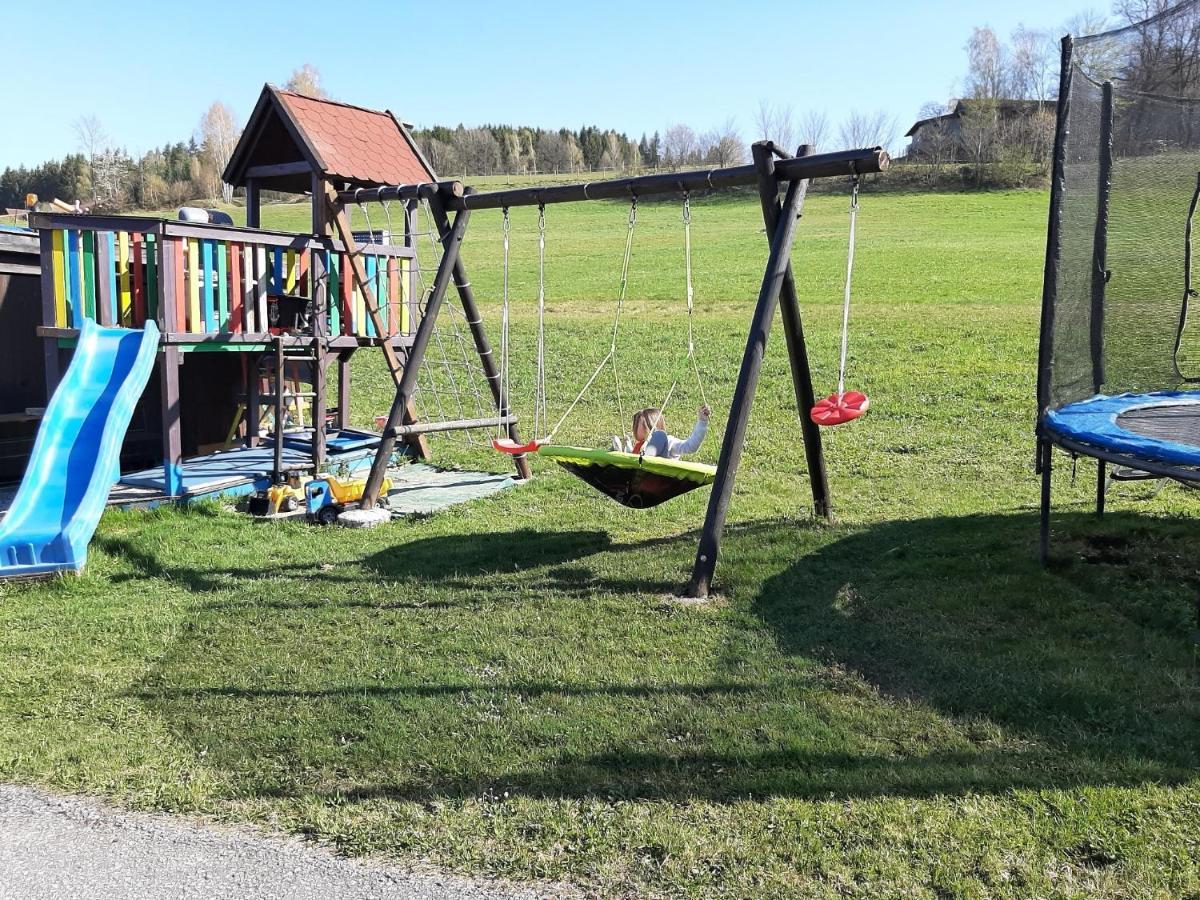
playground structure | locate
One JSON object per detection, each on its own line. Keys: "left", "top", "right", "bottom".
{"left": 28, "top": 85, "right": 437, "bottom": 501}
{"left": 1037, "top": 1, "right": 1200, "bottom": 558}
{"left": 1, "top": 80, "right": 886, "bottom": 587}
{"left": 342, "top": 142, "right": 890, "bottom": 597}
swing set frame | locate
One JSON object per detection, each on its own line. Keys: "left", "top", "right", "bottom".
{"left": 333, "top": 141, "right": 889, "bottom": 598}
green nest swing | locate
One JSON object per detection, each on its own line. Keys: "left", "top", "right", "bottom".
{"left": 489, "top": 196, "right": 718, "bottom": 509}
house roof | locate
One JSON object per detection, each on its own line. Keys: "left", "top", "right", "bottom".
{"left": 905, "top": 99, "right": 1056, "bottom": 137}
{"left": 223, "top": 85, "right": 436, "bottom": 193}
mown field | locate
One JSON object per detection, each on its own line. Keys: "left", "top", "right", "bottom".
{"left": 2, "top": 186, "right": 1199, "bottom": 898}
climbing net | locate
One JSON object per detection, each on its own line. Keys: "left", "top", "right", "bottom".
{"left": 359, "top": 198, "right": 494, "bottom": 447}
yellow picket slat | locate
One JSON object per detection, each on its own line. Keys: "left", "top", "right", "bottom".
{"left": 400, "top": 258, "right": 410, "bottom": 333}
{"left": 187, "top": 239, "right": 202, "bottom": 332}
{"left": 117, "top": 231, "right": 132, "bottom": 325}
{"left": 51, "top": 230, "right": 67, "bottom": 327}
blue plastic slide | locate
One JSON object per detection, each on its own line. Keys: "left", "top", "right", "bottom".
{"left": 0, "top": 320, "right": 160, "bottom": 579}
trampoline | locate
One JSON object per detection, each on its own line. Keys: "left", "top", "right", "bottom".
{"left": 1044, "top": 393, "right": 1200, "bottom": 470}
{"left": 1036, "top": 2, "right": 1200, "bottom": 560}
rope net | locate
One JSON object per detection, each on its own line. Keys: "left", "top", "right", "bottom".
{"left": 353, "top": 198, "right": 494, "bottom": 447}
{"left": 1046, "top": 0, "right": 1200, "bottom": 409}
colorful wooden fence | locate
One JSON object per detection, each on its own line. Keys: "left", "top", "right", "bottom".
{"left": 42, "top": 218, "right": 413, "bottom": 340}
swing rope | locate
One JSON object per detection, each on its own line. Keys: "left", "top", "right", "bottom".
{"left": 535, "top": 203, "right": 548, "bottom": 438}
{"left": 545, "top": 195, "right": 638, "bottom": 442}
{"left": 656, "top": 192, "right": 709, "bottom": 423}
{"left": 837, "top": 176, "right": 860, "bottom": 399}
{"left": 810, "top": 174, "right": 870, "bottom": 427}
{"left": 497, "top": 207, "right": 511, "bottom": 439}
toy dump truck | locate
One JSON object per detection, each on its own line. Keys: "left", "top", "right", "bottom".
{"left": 304, "top": 474, "right": 391, "bottom": 525}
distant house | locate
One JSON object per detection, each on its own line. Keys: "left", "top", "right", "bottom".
{"left": 906, "top": 99, "right": 1056, "bottom": 160}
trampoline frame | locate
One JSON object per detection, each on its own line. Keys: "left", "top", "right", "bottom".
{"left": 1036, "top": 29, "right": 1200, "bottom": 562}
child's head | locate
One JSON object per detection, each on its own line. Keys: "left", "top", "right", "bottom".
{"left": 632, "top": 407, "right": 665, "bottom": 442}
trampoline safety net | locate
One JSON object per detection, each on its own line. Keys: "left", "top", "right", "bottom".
{"left": 1042, "top": 0, "right": 1200, "bottom": 411}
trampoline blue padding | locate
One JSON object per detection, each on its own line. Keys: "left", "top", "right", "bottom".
{"left": 1044, "top": 391, "right": 1200, "bottom": 467}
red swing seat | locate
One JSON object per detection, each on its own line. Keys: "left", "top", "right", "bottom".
{"left": 811, "top": 391, "right": 869, "bottom": 426}
{"left": 492, "top": 437, "right": 541, "bottom": 455}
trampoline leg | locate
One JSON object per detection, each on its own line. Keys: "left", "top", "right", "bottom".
{"left": 1039, "top": 440, "right": 1052, "bottom": 566}
{"left": 1096, "top": 459, "right": 1106, "bottom": 517}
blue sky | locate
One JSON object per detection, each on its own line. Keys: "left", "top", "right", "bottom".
{"left": 1, "top": 0, "right": 1097, "bottom": 168}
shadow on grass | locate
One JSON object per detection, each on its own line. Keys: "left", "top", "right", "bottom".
{"left": 131, "top": 510, "right": 1200, "bottom": 803}
{"left": 93, "top": 527, "right": 667, "bottom": 603}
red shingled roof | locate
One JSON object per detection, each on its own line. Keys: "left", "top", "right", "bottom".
{"left": 275, "top": 90, "right": 434, "bottom": 186}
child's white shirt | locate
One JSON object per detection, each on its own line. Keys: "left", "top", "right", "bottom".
{"left": 641, "top": 418, "right": 707, "bottom": 459}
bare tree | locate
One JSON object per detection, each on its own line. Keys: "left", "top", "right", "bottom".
{"left": 598, "top": 131, "right": 625, "bottom": 170}
{"left": 198, "top": 101, "right": 239, "bottom": 201}
{"left": 1010, "top": 25, "right": 1056, "bottom": 101}
{"left": 535, "top": 131, "right": 584, "bottom": 173}
{"left": 838, "top": 109, "right": 898, "bottom": 151}
{"left": 285, "top": 64, "right": 327, "bottom": 99}
{"left": 701, "top": 118, "right": 745, "bottom": 167}
{"left": 966, "top": 26, "right": 1011, "bottom": 99}
{"left": 1065, "top": 9, "right": 1122, "bottom": 79}
{"left": 73, "top": 115, "right": 109, "bottom": 200}
{"left": 753, "top": 100, "right": 796, "bottom": 151}
{"left": 662, "top": 124, "right": 699, "bottom": 168}
{"left": 423, "top": 137, "right": 459, "bottom": 176}
{"left": 455, "top": 127, "right": 501, "bottom": 176}
{"left": 797, "top": 109, "right": 829, "bottom": 151}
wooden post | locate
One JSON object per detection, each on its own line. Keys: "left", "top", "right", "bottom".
{"left": 753, "top": 142, "right": 831, "bottom": 520}
{"left": 685, "top": 176, "right": 808, "bottom": 599}
{"left": 313, "top": 338, "right": 327, "bottom": 471}
{"left": 323, "top": 185, "right": 429, "bottom": 459}
{"left": 273, "top": 337, "right": 284, "bottom": 482}
{"left": 310, "top": 247, "right": 328, "bottom": 470}
{"left": 246, "top": 353, "right": 261, "bottom": 448}
{"left": 38, "top": 230, "right": 61, "bottom": 397}
{"left": 360, "top": 202, "right": 472, "bottom": 506}
{"left": 427, "top": 195, "right": 533, "bottom": 480}
{"left": 159, "top": 347, "right": 184, "bottom": 496}
{"left": 311, "top": 173, "right": 327, "bottom": 238}
{"left": 157, "top": 236, "right": 183, "bottom": 496}
{"left": 245, "top": 179, "right": 261, "bottom": 229}
{"left": 334, "top": 349, "right": 352, "bottom": 432}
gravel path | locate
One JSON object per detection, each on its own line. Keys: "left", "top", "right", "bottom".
{"left": 0, "top": 784, "right": 573, "bottom": 900}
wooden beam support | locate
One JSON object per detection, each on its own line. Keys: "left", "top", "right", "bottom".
{"left": 685, "top": 169, "right": 808, "bottom": 599}
{"left": 360, "top": 200, "right": 473, "bottom": 506}
{"left": 273, "top": 337, "right": 284, "bottom": 482}
{"left": 426, "top": 198, "right": 533, "bottom": 480}
{"left": 245, "top": 161, "right": 312, "bottom": 179}
{"left": 245, "top": 179, "right": 261, "bottom": 228}
{"left": 337, "top": 147, "right": 889, "bottom": 212}
{"left": 159, "top": 346, "right": 184, "bottom": 496}
{"left": 388, "top": 414, "right": 517, "bottom": 438}
{"left": 753, "top": 142, "right": 831, "bottom": 520}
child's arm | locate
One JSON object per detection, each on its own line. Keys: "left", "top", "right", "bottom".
{"left": 665, "top": 419, "right": 707, "bottom": 457}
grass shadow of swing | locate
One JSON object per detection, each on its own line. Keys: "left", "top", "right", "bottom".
{"left": 94, "top": 527, "right": 643, "bottom": 605}
{"left": 130, "top": 510, "right": 1200, "bottom": 807}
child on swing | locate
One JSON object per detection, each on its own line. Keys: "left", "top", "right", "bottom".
{"left": 615, "top": 404, "right": 710, "bottom": 458}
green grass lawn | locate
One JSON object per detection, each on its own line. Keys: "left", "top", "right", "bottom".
{"left": 3, "top": 187, "right": 1200, "bottom": 898}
